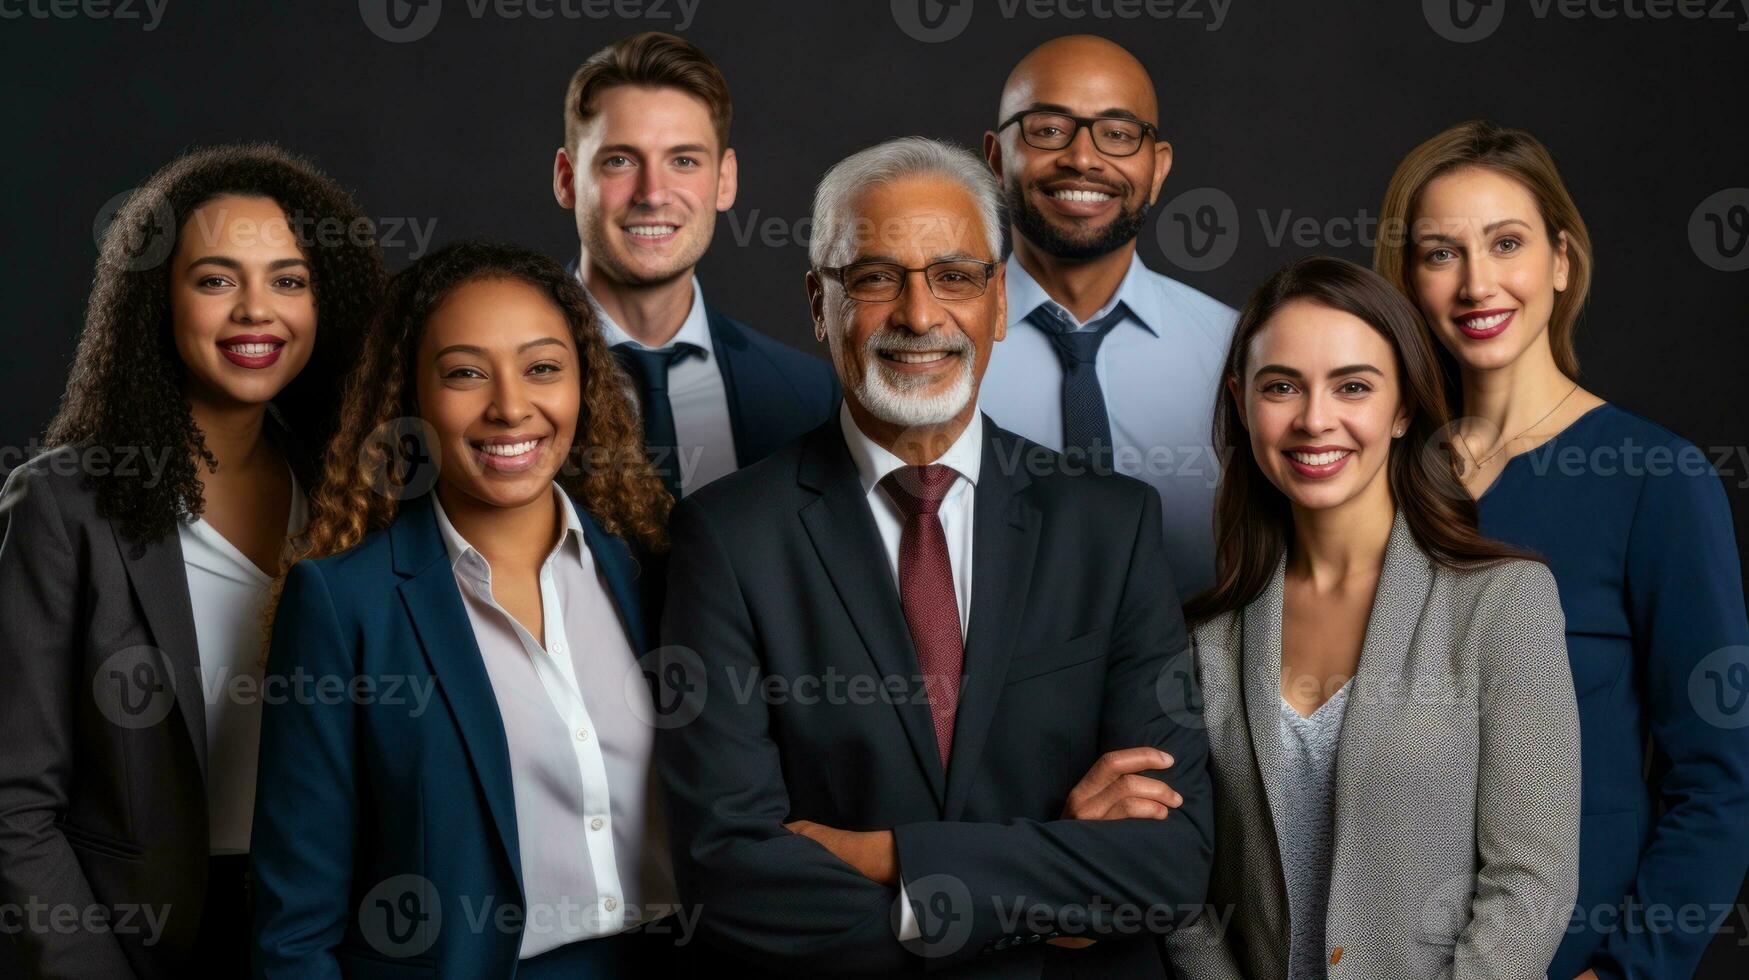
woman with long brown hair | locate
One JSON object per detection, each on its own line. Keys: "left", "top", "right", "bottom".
{"left": 1376, "top": 121, "right": 1749, "bottom": 980}
{"left": 250, "top": 242, "right": 687, "bottom": 977}
{"left": 0, "top": 143, "right": 384, "bottom": 978}
{"left": 1164, "top": 256, "right": 1578, "bottom": 979}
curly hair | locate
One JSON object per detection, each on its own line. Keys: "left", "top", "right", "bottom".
{"left": 45, "top": 143, "right": 387, "bottom": 546}
{"left": 291, "top": 240, "right": 670, "bottom": 576}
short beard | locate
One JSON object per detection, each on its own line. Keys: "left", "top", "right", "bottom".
{"left": 581, "top": 215, "right": 710, "bottom": 287}
{"left": 1008, "top": 181, "right": 1149, "bottom": 261}
{"left": 849, "top": 325, "right": 975, "bottom": 428}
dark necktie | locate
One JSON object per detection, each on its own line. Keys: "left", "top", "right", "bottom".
{"left": 612, "top": 341, "right": 703, "bottom": 499}
{"left": 1025, "top": 302, "right": 1129, "bottom": 470}
{"left": 880, "top": 464, "right": 963, "bottom": 770}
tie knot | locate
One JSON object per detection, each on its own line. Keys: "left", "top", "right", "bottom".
{"left": 613, "top": 342, "right": 701, "bottom": 391}
{"left": 1026, "top": 302, "right": 1129, "bottom": 366}
{"left": 880, "top": 464, "right": 957, "bottom": 518}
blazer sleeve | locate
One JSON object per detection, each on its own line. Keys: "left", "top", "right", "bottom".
{"left": 656, "top": 498, "right": 914, "bottom": 974}
{"left": 1458, "top": 561, "right": 1580, "bottom": 980}
{"left": 1590, "top": 462, "right": 1749, "bottom": 980}
{"left": 892, "top": 484, "right": 1216, "bottom": 967}
{"left": 250, "top": 559, "right": 356, "bottom": 980}
{"left": 0, "top": 464, "right": 136, "bottom": 978}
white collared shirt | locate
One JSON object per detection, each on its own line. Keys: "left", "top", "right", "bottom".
{"left": 178, "top": 466, "right": 307, "bottom": 855}
{"left": 980, "top": 252, "right": 1238, "bottom": 599}
{"left": 431, "top": 485, "right": 675, "bottom": 957}
{"left": 838, "top": 403, "right": 982, "bottom": 943}
{"left": 583, "top": 272, "right": 738, "bottom": 497}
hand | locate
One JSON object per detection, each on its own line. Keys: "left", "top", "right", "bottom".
{"left": 1062, "top": 747, "right": 1182, "bottom": 820}
{"left": 784, "top": 819, "right": 898, "bottom": 886}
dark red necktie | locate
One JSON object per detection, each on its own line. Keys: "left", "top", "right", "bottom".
{"left": 880, "top": 464, "right": 963, "bottom": 769}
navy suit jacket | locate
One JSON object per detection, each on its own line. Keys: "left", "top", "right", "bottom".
{"left": 564, "top": 260, "right": 840, "bottom": 470}
{"left": 250, "top": 492, "right": 657, "bottom": 979}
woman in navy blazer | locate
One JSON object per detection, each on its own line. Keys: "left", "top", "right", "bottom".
{"left": 1376, "top": 121, "right": 1749, "bottom": 980}
{"left": 251, "top": 243, "right": 682, "bottom": 978}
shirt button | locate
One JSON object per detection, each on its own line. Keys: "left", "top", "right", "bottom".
{"left": 576, "top": 728, "right": 589, "bottom": 741}
{"left": 603, "top": 897, "right": 618, "bottom": 912}
{"left": 590, "top": 817, "right": 604, "bottom": 831}
{"left": 552, "top": 641, "right": 566, "bottom": 654}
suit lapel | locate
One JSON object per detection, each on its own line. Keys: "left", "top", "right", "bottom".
{"left": 796, "top": 422, "right": 947, "bottom": 808}
{"left": 1328, "top": 511, "right": 1431, "bottom": 893}
{"left": 576, "top": 504, "right": 648, "bottom": 654}
{"left": 112, "top": 524, "right": 208, "bottom": 781}
{"left": 391, "top": 496, "right": 523, "bottom": 890}
{"left": 943, "top": 419, "right": 1039, "bottom": 820}
{"left": 1241, "top": 551, "right": 1291, "bottom": 852}
{"left": 705, "top": 308, "right": 758, "bottom": 468}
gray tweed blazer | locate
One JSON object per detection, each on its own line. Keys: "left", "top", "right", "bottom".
{"left": 1164, "top": 511, "right": 1580, "bottom": 980}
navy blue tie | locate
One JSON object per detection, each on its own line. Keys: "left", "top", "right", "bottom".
{"left": 612, "top": 341, "right": 703, "bottom": 499}
{"left": 1025, "top": 302, "right": 1129, "bottom": 470}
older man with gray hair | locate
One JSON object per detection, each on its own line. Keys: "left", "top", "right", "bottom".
{"left": 655, "top": 137, "right": 1213, "bottom": 978}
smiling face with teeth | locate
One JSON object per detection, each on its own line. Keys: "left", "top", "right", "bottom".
{"left": 1409, "top": 166, "right": 1570, "bottom": 375}
{"left": 556, "top": 84, "right": 737, "bottom": 292}
{"left": 985, "top": 36, "right": 1172, "bottom": 262}
{"left": 169, "top": 194, "right": 316, "bottom": 411}
{"left": 1232, "top": 299, "right": 1409, "bottom": 516}
{"left": 808, "top": 174, "right": 1006, "bottom": 454}
{"left": 416, "top": 276, "right": 581, "bottom": 519}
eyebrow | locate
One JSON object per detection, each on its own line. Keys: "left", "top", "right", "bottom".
{"left": 1413, "top": 217, "right": 1534, "bottom": 244}
{"left": 1253, "top": 363, "right": 1384, "bottom": 379}
{"left": 596, "top": 142, "right": 713, "bottom": 157}
{"left": 434, "top": 337, "right": 569, "bottom": 358}
{"left": 185, "top": 256, "right": 311, "bottom": 271}
{"left": 1023, "top": 102, "right": 1148, "bottom": 123}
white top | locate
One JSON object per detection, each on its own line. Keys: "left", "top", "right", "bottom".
{"left": 1278, "top": 679, "right": 1353, "bottom": 980}
{"left": 837, "top": 401, "right": 983, "bottom": 943}
{"left": 177, "top": 466, "right": 307, "bottom": 855}
{"left": 584, "top": 273, "right": 738, "bottom": 497}
{"left": 431, "top": 484, "right": 675, "bottom": 958}
{"left": 979, "top": 252, "right": 1238, "bottom": 599}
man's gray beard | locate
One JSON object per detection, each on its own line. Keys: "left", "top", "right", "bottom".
{"left": 851, "top": 328, "right": 976, "bottom": 428}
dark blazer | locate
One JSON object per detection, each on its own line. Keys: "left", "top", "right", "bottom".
{"left": 0, "top": 438, "right": 315, "bottom": 980}
{"left": 656, "top": 415, "right": 1215, "bottom": 978}
{"left": 249, "top": 491, "right": 657, "bottom": 979}
{"left": 564, "top": 259, "right": 840, "bottom": 469}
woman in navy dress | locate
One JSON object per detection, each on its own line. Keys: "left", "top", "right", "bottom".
{"left": 1376, "top": 119, "right": 1749, "bottom": 980}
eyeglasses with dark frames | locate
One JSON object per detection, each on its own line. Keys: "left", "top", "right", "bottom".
{"left": 816, "top": 259, "right": 998, "bottom": 302}
{"left": 996, "top": 109, "right": 1158, "bottom": 157}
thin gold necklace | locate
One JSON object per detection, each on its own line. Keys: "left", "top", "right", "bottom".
{"left": 1463, "top": 382, "right": 1580, "bottom": 472}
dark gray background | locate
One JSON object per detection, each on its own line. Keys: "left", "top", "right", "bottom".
{"left": 2, "top": 0, "right": 1746, "bottom": 973}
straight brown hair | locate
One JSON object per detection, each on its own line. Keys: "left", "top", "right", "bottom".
{"left": 1373, "top": 119, "right": 1593, "bottom": 382}
{"left": 1184, "top": 256, "right": 1537, "bottom": 625}
{"left": 562, "top": 31, "right": 732, "bottom": 155}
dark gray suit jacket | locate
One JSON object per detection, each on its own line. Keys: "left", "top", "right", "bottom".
{"left": 0, "top": 441, "right": 309, "bottom": 979}
{"left": 656, "top": 414, "right": 1215, "bottom": 978}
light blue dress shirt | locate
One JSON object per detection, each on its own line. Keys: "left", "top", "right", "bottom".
{"left": 979, "top": 252, "right": 1237, "bottom": 599}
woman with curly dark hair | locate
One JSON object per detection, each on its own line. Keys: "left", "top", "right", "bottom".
{"left": 0, "top": 143, "right": 385, "bottom": 977}
{"left": 252, "top": 242, "right": 686, "bottom": 977}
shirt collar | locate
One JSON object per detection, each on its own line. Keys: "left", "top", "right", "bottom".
{"left": 430, "top": 483, "right": 586, "bottom": 588}
{"left": 1005, "top": 251, "right": 1160, "bottom": 337}
{"left": 837, "top": 400, "right": 983, "bottom": 498}
{"left": 579, "top": 270, "right": 712, "bottom": 357}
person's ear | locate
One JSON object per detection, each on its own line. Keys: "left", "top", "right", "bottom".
{"left": 716, "top": 147, "right": 739, "bottom": 212}
{"left": 807, "top": 270, "right": 827, "bottom": 343}
{"left": 991, "top": 263, "right": 1007, "bottom": 343}
{"left": 983, "top": 128, "right": 1004, "bottom": 183}
{"left": 553, "top": 148, "right": 577, "bottom": 209}
{"left": 1552, "top": 228, "right": 1571, "bottom": 293}
{"left": 1147, "top": 138, "right": 1174, "bottom": 207}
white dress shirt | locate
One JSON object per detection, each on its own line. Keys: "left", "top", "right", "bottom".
{"left": 584, "top": 273, "right": 739, "bottom": 497}
{"left": 431, "top": 485, "right": 676, "bottom": 958}
{"left": 979, "top": 252, "right": 1237, "bottom": 599}
{"left": 178, "top": 466, "right": 307, "bottom": 855}
{"left": 838, "top": 402, "right": 983, "bottom": 942}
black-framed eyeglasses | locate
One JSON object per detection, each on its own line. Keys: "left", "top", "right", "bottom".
{"left": 996, "top": 109, "right": 1158, "bottom": 157}
{"left": 817, "top": 259, "right": 997, "bottom": 302}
